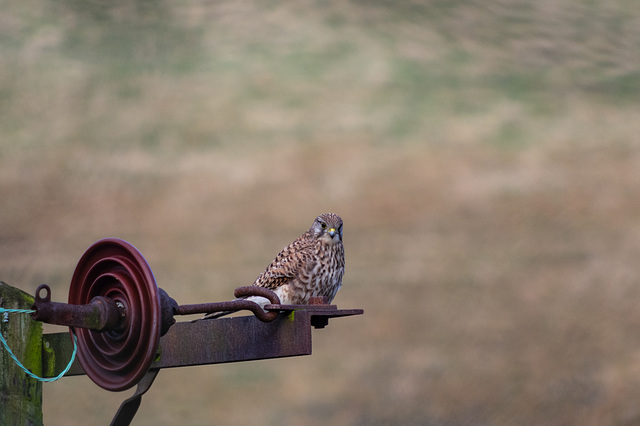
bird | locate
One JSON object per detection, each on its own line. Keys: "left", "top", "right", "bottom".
{"left": 203, "top": 213, "right": 345, "bottom": 319}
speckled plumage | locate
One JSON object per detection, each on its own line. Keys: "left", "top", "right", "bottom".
{"left": 203, "top": 213, "right": 345, "bottom": 319}
{"left": 253, "top": 213, "right": 345, "bottom": 305}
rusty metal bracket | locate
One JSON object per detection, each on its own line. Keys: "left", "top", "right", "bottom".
{"left": 173, "top": 286, "right": 281, "bottom": 322}
{"left": 42, "top": 304, "right": 364, "bottom": 377}
{"left": 264, "top": 295, "right": 364, "bottom": 329}
{"left": 28, "top": 238, "right": 364, "bottom": 425}
{"left": 39, "top": 296, "right": 363, "bottom": 426}
{"left": 36, "top": 284, "right": 364, "bottom": 375}
{"left": 32, "top": 285, "right": 283, "bottom": 335}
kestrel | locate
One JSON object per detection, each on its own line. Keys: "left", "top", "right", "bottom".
{"left": 204, "top": 213, "right": 345, "bottom": 318}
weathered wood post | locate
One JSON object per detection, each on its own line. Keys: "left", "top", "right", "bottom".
{"left": 0, "top": 281, "right": 44, "bottom": 426}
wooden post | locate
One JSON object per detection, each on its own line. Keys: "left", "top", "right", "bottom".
{"left": 0, "top": 281, "right": 43, "bottom": 426}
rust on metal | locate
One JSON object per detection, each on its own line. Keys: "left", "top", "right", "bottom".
{"left": 264, "top": 303, "right": 363, "bottom": 329}
{"left": 232, "top": 286, "right": 281, "bottom": 302}
{"left": 32, "top": 284, "right": 122, "bottom": 332}
{"left": 29, "top": 237, "right": 364, "bottom": 426}
{"left": 173, "top": 286, "right": 281, "bottom": 322}
{"left": 41, "top": 305, "right": 364, "bottom": 378}
{"left": 31, "top": 238, "right": 363, "bottom": 387}
{"left": 153, "top": 312, "right": 312, "bottom": 369}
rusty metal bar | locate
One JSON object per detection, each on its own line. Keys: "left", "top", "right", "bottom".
{"left": 173, "top": 286, "right": 282, "bottom": 322}
{"left": 40, "top": 313, "right": 310, "bottom": 376}
{"left": 32, "top": 284, "right": 122, "bottom": 332}
{"left": 152, "top": 313, "right": 312, "bottom": 369}
{"left": 174, "top": 300, "right": 279, "bottom": 322}
{"left": 41, "top": 306, "right": 363, "bottom": 378}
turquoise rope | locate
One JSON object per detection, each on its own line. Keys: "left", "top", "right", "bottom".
{"left": 0, "top": 307, "right": 78, "bottom": 382}
{"left": 0, "top": 308, "right": 36, "bottom": 315}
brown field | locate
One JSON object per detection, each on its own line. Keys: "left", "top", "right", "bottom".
{"left": 2, "top": 1, "right": 640, "bottom": 424}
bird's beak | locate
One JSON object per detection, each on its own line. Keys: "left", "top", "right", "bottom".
{"left": 328, "top": 228, "right": 336, "bottom": 238}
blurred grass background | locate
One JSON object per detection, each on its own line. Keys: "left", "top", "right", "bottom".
{"left": 2, "top": 0, "right": 640, "bottom": 424}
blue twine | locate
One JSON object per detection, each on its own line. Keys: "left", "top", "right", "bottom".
{"left": 0, "top": 307, "right": 78, "bottom": 382}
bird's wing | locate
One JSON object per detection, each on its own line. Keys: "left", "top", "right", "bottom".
{"left": 253, "top": 238, "right": 315, "bottom": 290}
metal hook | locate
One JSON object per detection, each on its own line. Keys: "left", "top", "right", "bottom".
{"left": 175, "top": 286, "right": 281, "bottom": 322}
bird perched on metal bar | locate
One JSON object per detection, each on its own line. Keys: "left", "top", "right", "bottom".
{"left": 204, "top": 213, "right": 345, "bottom": 319}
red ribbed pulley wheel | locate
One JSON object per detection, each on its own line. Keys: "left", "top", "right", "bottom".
{"left": 68, "top": 238, "right": 161, "bottom": 391}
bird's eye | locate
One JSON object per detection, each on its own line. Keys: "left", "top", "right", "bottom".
{"left": 320, "top": 222, "right": 327, "bottom": 229}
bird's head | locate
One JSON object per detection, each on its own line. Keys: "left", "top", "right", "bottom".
{"left": 311, "top": 213, "right": 343, "bottom": 245}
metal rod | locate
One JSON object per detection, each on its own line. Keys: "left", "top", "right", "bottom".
{"left": 40, "top": 305, "right": 364, "bottom": 378}
{"left": 174, "top": 300, "right": 279, "bottom": 322}
{"left": 172, "top": 286, "right": 282, "bottom": 322}
{"left": 31, "top": 285, "right": 122, "bottom": 332}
